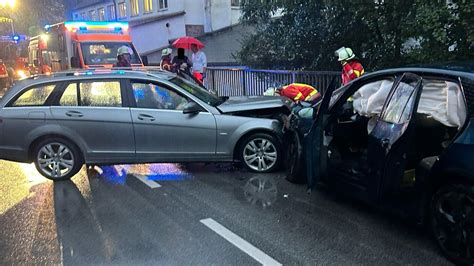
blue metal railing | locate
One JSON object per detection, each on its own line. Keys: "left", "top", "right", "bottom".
{"left": 207, "top": 67, "right": 341, "bottom": 96}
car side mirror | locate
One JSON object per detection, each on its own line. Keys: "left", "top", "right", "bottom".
{"left": 141, "top": 55, "right": 149, "bottom": 66}
{"left": 182, "top": 102, "right": 202, "bottom": 114}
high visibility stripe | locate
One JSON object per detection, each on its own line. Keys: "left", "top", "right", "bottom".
{"left": 354, "top": 69, "right": 361, "bottom": 77}
{"left": 294, "top": 92, "right": 303, "bottom": 101}
{"left": 304, "top": 90, "right": 317, "bottom": 101}
{"left": 361, "top": 69, "right": 365, "bottom": 75}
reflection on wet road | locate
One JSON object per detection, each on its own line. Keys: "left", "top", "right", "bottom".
{"left": 0, "top": 161, "right": 451, "bottom": 265}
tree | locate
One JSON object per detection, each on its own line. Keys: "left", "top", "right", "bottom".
{"left": 0, "top": 0, "right": 65, "bottom": 36}
{"left": 237, "top": 0, "right": 474, "bottom": 71}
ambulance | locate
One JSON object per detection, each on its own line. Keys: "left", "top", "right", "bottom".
{"left": 28, "top": 21, "right": 143, "bottom": 74}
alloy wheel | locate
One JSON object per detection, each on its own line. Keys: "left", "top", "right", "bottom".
{"left": 36, "top": 142, "right": 75, "bottom": 179}
{"left": 243, "top": 138, "right": 278, "bottom": 172}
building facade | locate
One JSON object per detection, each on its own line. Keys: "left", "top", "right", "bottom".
{"left": 67, "top": 0, "right": 243, "bottom": 62}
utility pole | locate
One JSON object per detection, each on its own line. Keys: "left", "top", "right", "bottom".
{"left": 9, "top": 7, "right": 13, "bottom": 34}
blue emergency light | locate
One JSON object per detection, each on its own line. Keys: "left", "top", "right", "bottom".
{"left": 63, "top": 21, "right": 129, "bottom": 32}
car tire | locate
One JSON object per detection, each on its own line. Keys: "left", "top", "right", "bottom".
{"left": 33, "top": 138, "right": 83, "bottom": 181}
{"left": 430, "top": 184, "right": 474, "bottom": 265}
{"left": 285, "top": 131, "right": 307, "bottom": 184}
{"left": 238, "top": 133, "right": 281, "bottom": 173}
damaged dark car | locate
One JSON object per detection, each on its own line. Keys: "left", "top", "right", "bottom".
{"left": 285, "top": 68, "right": 474, "bottom": 265}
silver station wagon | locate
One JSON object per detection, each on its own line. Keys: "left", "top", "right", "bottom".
{"left": 0, "top": 70, "right": 289, "bottom": 180}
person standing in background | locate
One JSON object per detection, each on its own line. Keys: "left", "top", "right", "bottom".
{"left": 191, "top": 44, "right": 207, "bottom": 85}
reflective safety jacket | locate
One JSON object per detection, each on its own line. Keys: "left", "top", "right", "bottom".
{"left": 342, "top": 60, "right": 365, "bottom": 85}
{"left": 280, "top": 83, "right": 319, "bottom": 102}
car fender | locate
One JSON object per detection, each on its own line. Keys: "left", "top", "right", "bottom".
{"left": 25, "top": 124, "right": 89, "bottom": 158}
{"left": 230, "top": 119, "right": 282, "bottom": 155}
{"left": 429, "top": 143, "right": 474, "bottom": 185}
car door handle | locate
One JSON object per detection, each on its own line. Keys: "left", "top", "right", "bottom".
{"left": 137, "top": 114, "right": 155, "bottom": 121}
{"left": 65, "top": 111, "right": 83, "bottom": 117}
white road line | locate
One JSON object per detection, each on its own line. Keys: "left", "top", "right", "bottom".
{"left": 200, "top": 218, "right": 281, "bottom": 266}
{"left": 135, "top": 175, "right": 162, "bottom": 188}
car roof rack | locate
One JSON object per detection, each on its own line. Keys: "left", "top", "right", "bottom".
{"left": 23, "top": 67, "right": 174, "bottom": 80}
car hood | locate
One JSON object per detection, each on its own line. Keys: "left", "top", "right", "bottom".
{"left": 216, "top": 96, "right": 290, "bottom": 113}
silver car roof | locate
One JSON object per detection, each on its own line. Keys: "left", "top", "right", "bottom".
{"left": 1, "top": 69, "right": 177, "bottom": 106}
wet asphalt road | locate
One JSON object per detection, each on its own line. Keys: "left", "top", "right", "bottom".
{"left": 0, "top": 160, "right": 451, "bottom": 265}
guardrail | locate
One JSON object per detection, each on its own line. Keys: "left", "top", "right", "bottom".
{"left": 206, "top": 67, "right": 341, "bottom": 96}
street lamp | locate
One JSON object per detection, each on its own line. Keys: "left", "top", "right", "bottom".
{"left": 0, "top": 0, "right": 15, "bottom": 8}
{"left": 0, "top": 0, "right": 15, "bottom": 34}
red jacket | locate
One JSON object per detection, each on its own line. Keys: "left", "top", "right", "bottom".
{"left": 280, "top": 83, "right": 319, "bottom": 102}
{"left": 342, "top": 60, "right": 365, "bottom": 85}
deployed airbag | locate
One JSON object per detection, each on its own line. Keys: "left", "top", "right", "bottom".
{"left": 352, "top": 79, "right": 394, "bottom": 117}
{"left": 352, "top": 79, "right": 466, "bottom": 128}
{"left": 418, "top": 80, "right": 466, "bottom": 128}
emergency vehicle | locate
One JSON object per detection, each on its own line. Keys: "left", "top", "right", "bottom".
{"left": 28, "top": 21, "right": 143, "bottom": 74}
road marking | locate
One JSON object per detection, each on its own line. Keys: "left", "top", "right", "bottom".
{"left": 200, "top": 218, "right": 281, "bottom": 266}
{"left": 135, "top": 175, "right": 162, "bottom": 188}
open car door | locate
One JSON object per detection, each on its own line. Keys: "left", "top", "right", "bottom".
{"left": 366, "top": 73, "right": 423, "bottom": 202}
{"left": 304, "top": 78, "right": 338, "bottom": 188}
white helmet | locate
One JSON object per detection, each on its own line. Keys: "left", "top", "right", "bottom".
{"left": 162, "top": 48, "right": 172, "bottom": 56}
{"left": 264, "top": 87, "right": 277, "bottom": 96}
{"left": 117, "top": 46, "right": 132, "bottom": 56}
{"left": 335, "top": 47, "right": 356, "bottom": 62}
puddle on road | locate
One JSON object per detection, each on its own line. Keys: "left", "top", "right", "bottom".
{"left": 89, "top": 163, "right": 191, "bottom": 185}
{"left": 243, "top": 175, "right": 278, "bottom": 208}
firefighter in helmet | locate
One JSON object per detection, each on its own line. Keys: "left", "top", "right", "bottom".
{"left": 335, "top": 47, "right": 365, "bottom": 85}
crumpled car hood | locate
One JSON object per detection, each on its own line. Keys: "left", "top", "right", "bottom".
{"left": 216, "top": 96, "right": 290, "bottom": 113}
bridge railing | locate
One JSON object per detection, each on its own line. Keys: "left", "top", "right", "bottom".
{"left": 206, "top": 67, "right": 341, "bottom": 96}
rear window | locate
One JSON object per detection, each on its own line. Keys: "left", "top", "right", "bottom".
{"left": 59, "top": 81, "right": 122, "bottom": 107}
{"left": 11, "top": 84, "right": 55, "bottom": 107}
{"left": 80, "top": 81, "right": 122, "bottom": 107}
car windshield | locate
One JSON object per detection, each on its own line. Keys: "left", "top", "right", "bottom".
{"left": 169, "top": 77, "right": 222, "bottom": 106}
{"left": 81, "top": 42, "right": 141, "bottom": 65}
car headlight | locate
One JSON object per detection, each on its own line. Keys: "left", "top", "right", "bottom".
{"left": 17, "top": 70, "right": 27, "bottom": 79}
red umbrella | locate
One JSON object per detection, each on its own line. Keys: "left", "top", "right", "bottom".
{"left": 172, "top": 36, "right": 204, "bottom": 50}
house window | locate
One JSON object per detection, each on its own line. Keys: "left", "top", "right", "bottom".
{"left": 73, "top": 13, "right": 79, "bottom": 20}
{"left": 80, "top": 12, "right": 86, "bottom": 20}
{"left": 98, "top": 7, "right": 105, "bottom": 21}
{"left": 107, "top": 5, "right": 116, "bottom": 20}
{"left": 118, "top": 2, "right": 127, "bottom": 18}
{"left": 231, "top": 0, "right": 240, "bottom": 7}
{"left": 158, "top": 0, "right": 168, "bottom": 10}
{"left": 144, "top": 0, "right": 153, "bottom": 13}
{"left": 130, "top": 0, "right": 139, "bottom": 16}
{"left": 89, "top": 10, "right": 97, "bottom": 21}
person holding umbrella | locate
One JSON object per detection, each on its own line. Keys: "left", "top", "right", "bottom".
{"left": 171, "top": 48, "right": 192, "bottom": 74}
{"left": 172, "top": 36, "right": 206, "bottom": 86}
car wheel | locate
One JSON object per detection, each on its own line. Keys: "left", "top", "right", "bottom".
{"left": 285, "top": 131, "right": 306, "bottom": 184}
{"left": 33, "top": 138, "right": 83, "bottom": 181}
{"left": 431, "top": 184, "right": 474, "bottom": 265}
{"left": 239, "top": 133, "right": 280, "bottom": 173}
